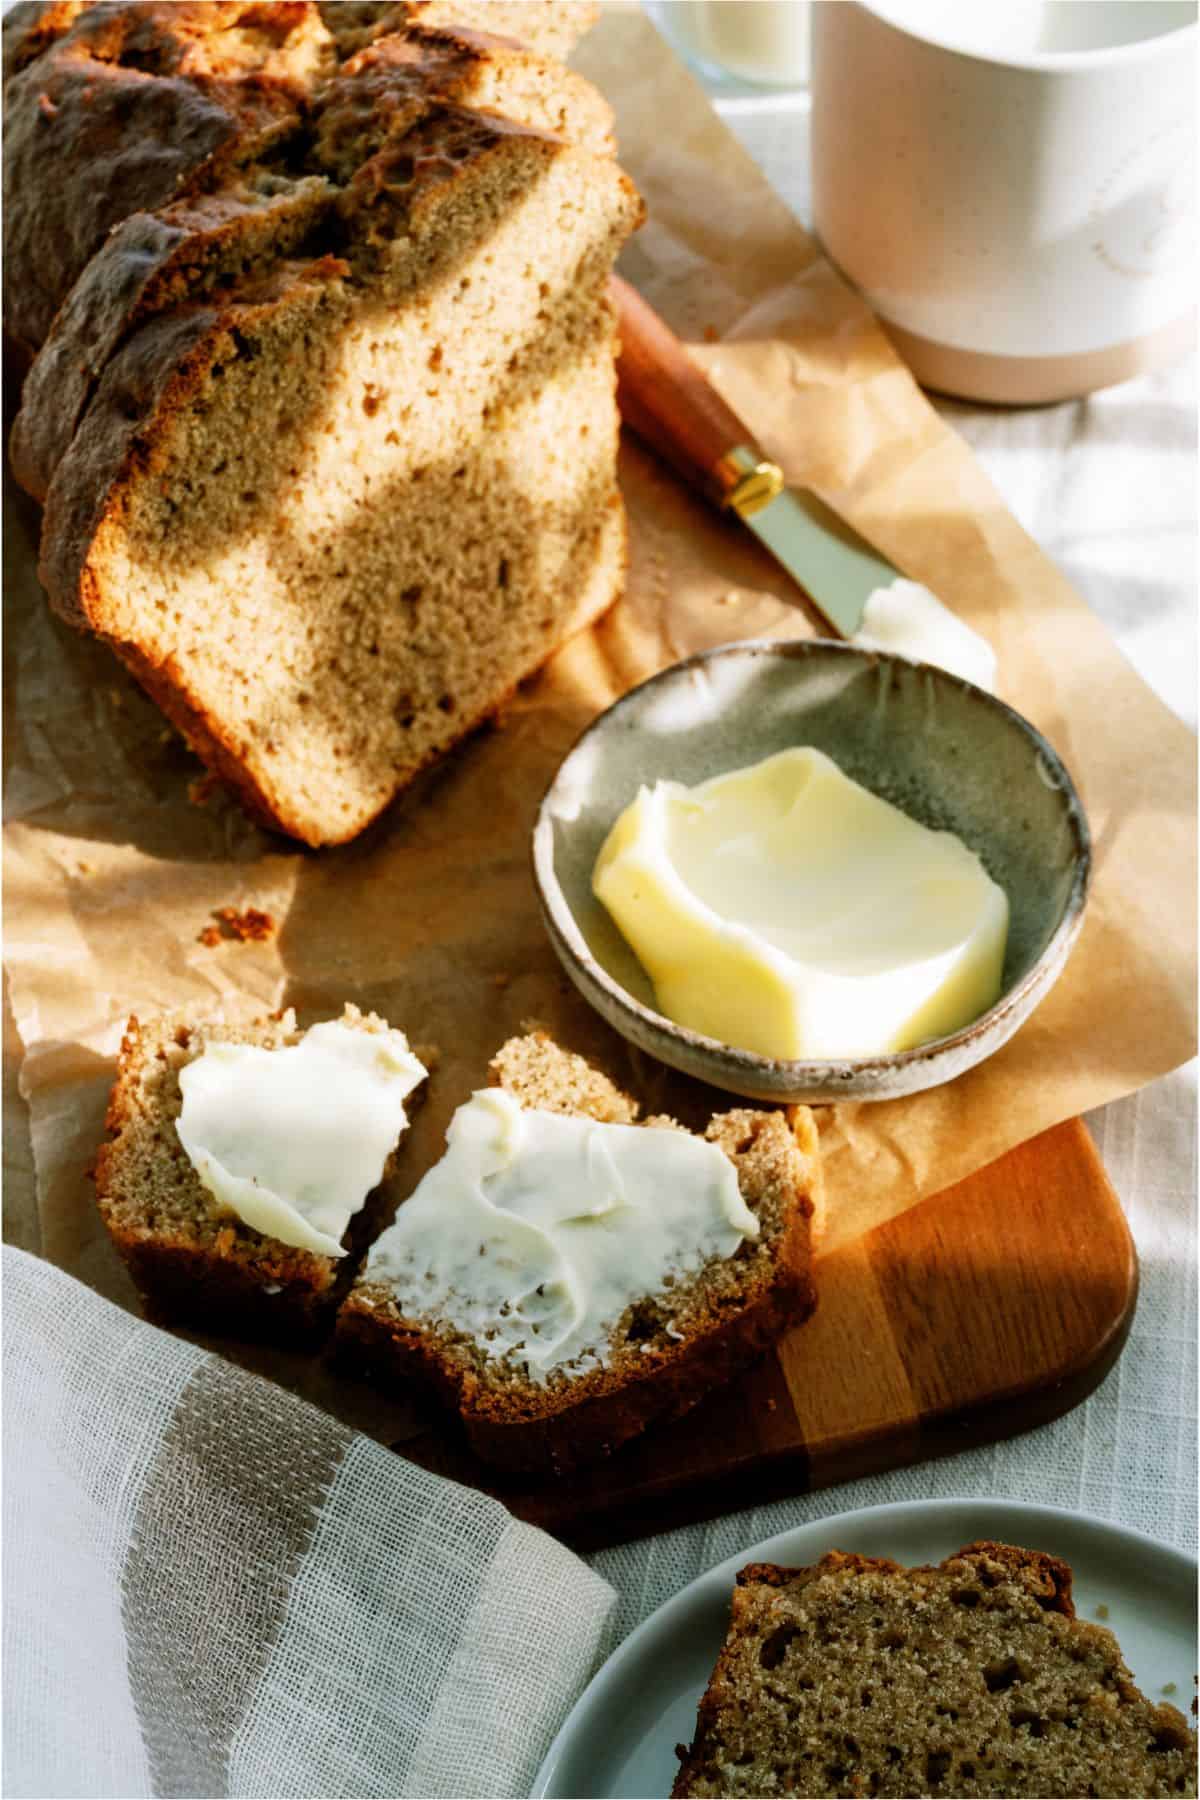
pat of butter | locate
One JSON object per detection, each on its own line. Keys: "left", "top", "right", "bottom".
{"left": 176, "top": 1019, "right": 426, "bottom": 1257}
{"left": 365, "top": 1088, "right": 758, "bottom": 1382}
{"left": 593, "top": 747, "right": 1009, "bottom": 1061}
{"left": 856, "top": 579, "right": 997, "bottom": 692}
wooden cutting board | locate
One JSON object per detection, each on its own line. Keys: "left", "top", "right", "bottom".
{"left": 403, "top": 1117, "right": 1137, "bottom": 1551}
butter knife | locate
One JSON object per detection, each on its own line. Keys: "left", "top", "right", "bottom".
{"left": 611, "top": 274, "right": 908, "bottom": 640}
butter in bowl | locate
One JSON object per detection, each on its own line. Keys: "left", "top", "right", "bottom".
{"left": 532, "top": 641, "right": 1091, "bottom": 1104}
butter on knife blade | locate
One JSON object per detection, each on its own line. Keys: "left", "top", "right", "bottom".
{"left": 611, "top": 277, "right": 997, "bottom": 691}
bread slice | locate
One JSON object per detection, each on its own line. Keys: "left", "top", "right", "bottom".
{"left": 335, "top": 1030, "right": 821, "bottom": 1475}
{"left": 34, "top": 105, "right": 640, "bottom": 844}
{"left": 672, "top": 1543, "right": 1198, "bottom": 1798}
{"left": 9, "top": 172, "right": 336, "bottom": 505}
{"left": 317, "top": 1, "right": 600, "bottom": 62}
{"left": 313, "top": 22, "right": 615, "bottom": 178}
{"left": 94, "top": 1004, "right": 427, "bottom": 1343}
{"left": 9, "top": 23, "right": 613, "bottom": 505}
{"left": 2, "top": 2, "right": 334, "bottom": 356}
{"left": 2, "top": 2, "right": 602, "bottom": 360}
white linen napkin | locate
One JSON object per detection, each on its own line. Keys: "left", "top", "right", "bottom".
{"left": 2, "top": 1246, "right": 615, "bottom": 1800}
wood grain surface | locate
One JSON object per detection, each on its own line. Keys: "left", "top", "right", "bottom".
{"left": 402, "top": 1117, "right": 1138, "bottom": 1551}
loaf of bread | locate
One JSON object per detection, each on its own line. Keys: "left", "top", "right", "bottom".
{"left": 5, "top": 1, "right": 640, "bottom": 845}
{"left": 336, "top": 1030, "right": 821, "bottom": 1474}
{"left": 94, "top": 1004, "right": 427, "bottom": 1342}
{"left": 2, "top": 0, "right": 600, "bottom": 354}
{"left": 672, "top": 1543, "right": 1198, "bottom": 1798}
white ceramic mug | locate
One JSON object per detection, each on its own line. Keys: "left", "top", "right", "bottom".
{"left": 810, "top": 1, "right": 1197, "bottom": 402}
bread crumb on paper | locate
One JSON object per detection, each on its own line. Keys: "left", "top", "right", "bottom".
{"left": 197, "top": 906, "right": 277, "bottom": 947}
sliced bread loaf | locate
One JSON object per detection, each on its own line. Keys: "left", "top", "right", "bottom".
{"left": 336, "top": 1030, "right": 821, "bottom": 1475}
{"left": 2, "top": 1, "right": 334, "bottom": 356}
{"left": 9, "top": 0, "right": 639, "bottom": 846}
{"left": 9, "top": 21, "right": 613, "bottom": 505}
{"left": 313, "top": 21, "right": 615, "bottom": 176}
{"left": 2, "top": 1, "right": 603, "bottom": 359}
{"left": 95, "top": 1003, "right": 427, "bottom": 1342}
{"left": 672, "top": 1543, "right": 1198, "bottom": 1798}
{"left": 34, "top": 104, "right": 640, "bottom": 843}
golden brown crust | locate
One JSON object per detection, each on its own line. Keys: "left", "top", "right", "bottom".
{"left": 9, "top": 175, "right": 335, "bottom": 502}
{"left": 733, "top": 1543, "right": 1076, "bottom": 1616}
{"left": 313, "top": 20, "right": 612, "bottom": 178}
{"left": 2, "top": 2, "right": 329, "bottom": 354}
{"left": 318, "top": 1, "right": 600, "bottom": 62}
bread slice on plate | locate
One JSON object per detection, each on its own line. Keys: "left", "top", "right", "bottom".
{"left": 672, "top": 1542, "right": 1198, "bottom": 1798}
{"left": 335, "top": 1030, "right": 821, "bottom": 1475}
{"left": 95, "top": 1004, "right": 427, "bottom": 1343}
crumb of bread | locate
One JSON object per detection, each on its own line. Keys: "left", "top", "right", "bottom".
{"left": 218, "top": 906, "right": 276, "bottom": 942}
{"left": 197, "top": 907, "right": 277, "bottom": 947}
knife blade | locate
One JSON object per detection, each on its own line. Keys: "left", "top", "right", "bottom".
{"left": 611, "top": 274, "right": 907, "bottom": 640}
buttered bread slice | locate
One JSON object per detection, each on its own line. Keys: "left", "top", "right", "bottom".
{"left": 336, "top": 1031, "right": 821, "bottom": 1474}
{"left": 95, "top": 1004, "right": 428, "bottom": 1341}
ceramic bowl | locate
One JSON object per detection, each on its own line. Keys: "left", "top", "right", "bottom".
{"left": 532, "top": 640, "right": 1091, "bottom": 1104}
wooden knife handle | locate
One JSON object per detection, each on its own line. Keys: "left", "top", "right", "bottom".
{"left": 611, "top": 274, "right": 759, "bottom": 505}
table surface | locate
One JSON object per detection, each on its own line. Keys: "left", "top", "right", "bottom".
{"left": 586, "top": 88, "right": 1198, "bottom": 1637}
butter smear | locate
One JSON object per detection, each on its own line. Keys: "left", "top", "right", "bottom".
{"left": 176, "top": 1018, "right": 426, "bottom": 1256}
{"left": 856, "top": 579, "right": 997, "bottom": 692}
{"left": 366, "top": 1088, "right": 758, "bottom": 1381}
{"left": 593, "top": 747, "right": 1009, "bottom": 1061}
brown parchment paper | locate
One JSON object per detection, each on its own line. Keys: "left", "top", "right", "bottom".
{"left": 3, "top": 7, "right": 1195, "bottom": 1441}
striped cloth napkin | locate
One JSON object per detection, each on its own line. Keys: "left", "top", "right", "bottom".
{"left": 3, "top": 1246, "right": 615, "bottom": 1799}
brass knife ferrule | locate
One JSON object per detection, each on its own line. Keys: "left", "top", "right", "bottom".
{"left": 713, "top": 444, "right": 785, "bottom": 519}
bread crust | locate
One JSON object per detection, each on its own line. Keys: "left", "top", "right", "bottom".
{"left": 2, "top": 2, "right": 328, "bottom": 354}
{"left": 10, "top": 176, "right": 335, "bottom": 503}
{"left": 339, "top": 1246, "right": 815, "bottom": 1474}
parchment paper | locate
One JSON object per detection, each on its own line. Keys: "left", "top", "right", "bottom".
{"left": 4, "top": 8, "right": 1195, "bottom": 1443}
